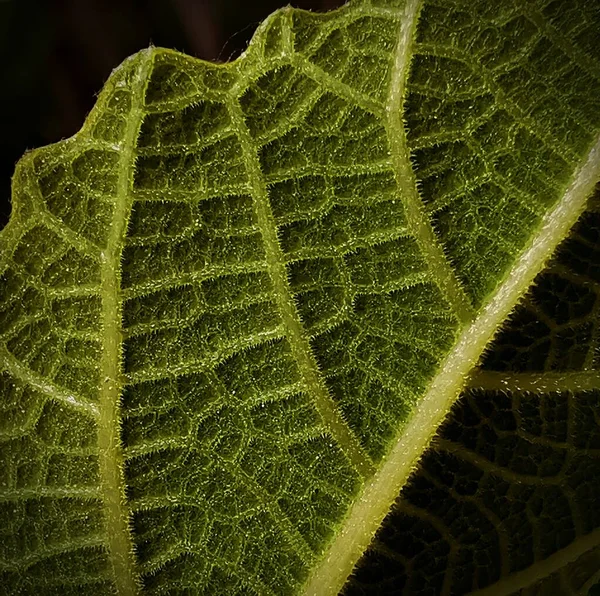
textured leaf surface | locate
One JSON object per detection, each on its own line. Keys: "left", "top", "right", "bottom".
{"left": 1, "top": 0, "right": 599, "bottom": 594}
{"left": 347, "top": 189, "right": 600, "bottom": 595}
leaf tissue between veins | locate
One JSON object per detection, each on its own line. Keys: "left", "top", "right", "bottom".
{"left": 1, "top": 0, "right": 600, "bottom": 594}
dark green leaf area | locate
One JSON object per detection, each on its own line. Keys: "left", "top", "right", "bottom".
{"left": 36, "top": 150, "right": 116, "bottom": 248}
{"left": 138, "top": 101, "right": 232, "bottom": 151}
{"left": 484, "top": 191, "right": 600, "bottom": 373}
{"left": 5, "top": 296, "right": 101, "bottom": 402}
{"left": 310, "top": 280, "right": 457, "bottom": 461}
{"left": 274, "top": 174, "right": 407, "bottom": 260}
{"left": 122, "top": 343, "right": 359, "bottom": 593}
{"left": 121, "top": 196, "right": 263, "bottom": 292}
{"left": 9, "top": 223, "right": 99, "bottom": 289}
{"left": 0, "top": 498, "right": 110, "bottom": 596}
{"left": 257, "top": 101, "right": 389, "bottom": 182}
{"left": 0, "top": 63, "right": 145, "bottom": 596}
{"left": 407, "top": 0, "right": 600, "bottom": 306}
{"left": 240, "top": 67, "right": 319, "bottom": 141}
{"left": 0, "top": 377, "right": 106, "bottom": 592}
{"left": 123, "top": 37, "right": 459, "bottom": 477}
{"left": 0, "top": 164, "right": 106, "bottom": 593}
{"left": 1, "top": 393, "right": 99, "bottom": 498}
{"left": 524, "top": 549, "right": 600, "bottom": 596}
{"left": 134, "top": 135, "right": 248, "bottom": 195}
{"left": 346, "top": 388, "right": 600, "bottom": 595}
{"left": 291, "top": 9, "right": 398, "bottom": 104}
{"left": 0, "top": 151, "right": 105, "bottom": 596}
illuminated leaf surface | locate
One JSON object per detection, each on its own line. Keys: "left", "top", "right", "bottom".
{"left": 0, "top": 0, "right": 599, "bottom": 594}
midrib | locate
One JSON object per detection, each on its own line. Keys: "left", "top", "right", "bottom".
{"left": 97, "top": 49, "right": 153, "bottom": 596}
{"left": 227, "top": 98, "right": 375, "bottom": 478}
{"left": 302, "top": 14, "right": 600, "bottom": 591}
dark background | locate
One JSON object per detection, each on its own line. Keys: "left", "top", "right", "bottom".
{"left": 0, "top": 0, "right": 344, "bottom": 229}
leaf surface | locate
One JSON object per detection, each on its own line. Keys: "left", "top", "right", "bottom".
{"left": 347, "top": 189, "right": 600, "bottom": 595}
{"left": 1, "top": 0, "right": 599, "bottom": 594}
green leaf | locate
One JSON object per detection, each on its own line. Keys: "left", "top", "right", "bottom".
{"left": 1, "top": 0, "right": 599, "bottom": 594}
{"left": 346, "top": 188, "right": 600, "bottom": 595}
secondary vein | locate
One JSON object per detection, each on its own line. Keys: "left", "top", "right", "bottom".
{"left": 468, "top": 368, "right": 600, "bottom": 394}
{"left": 227, "top": 98, "right": 375, "bottom": 479}
{"left": 0, "top": 345, "right": 100, "bottom": 418}
{"left": 468, "top": 526, "right": 600, "bottom": 596}
{"left": 384, "top": 0, "right": 476, "bottom": 325}
{"left": 98, "top": 49, "right": 153, "bottom": 596}
{"left": 302, "top": 97, "right": 600, "bottom": 596}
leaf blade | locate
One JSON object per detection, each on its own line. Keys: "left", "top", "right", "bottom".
{"left": 1, "top": 0, "right": 600, "bottom": 594}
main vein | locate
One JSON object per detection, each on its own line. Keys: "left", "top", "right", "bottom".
{"left": 384, "top": 0, "right": 475, "bottom": 325}
{"left": 98, "top": 50, "right": 153, "bottom": 596}
{"left": 302, "top": 109, "right": 600, "bottom": 596}
{"left": 227, "top": 98, "right": 374, "bottom": 478}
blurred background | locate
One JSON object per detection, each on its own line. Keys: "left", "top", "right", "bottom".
{"left": 0, "top": 0, "right": 345, "bottom": 229}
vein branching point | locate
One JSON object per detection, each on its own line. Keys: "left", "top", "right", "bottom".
{"left": 1, "top": 0, "right": 600, "bottom": 594}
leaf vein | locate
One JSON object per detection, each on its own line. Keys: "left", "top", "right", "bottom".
{"left": 227, "top": 97, "right": 375, "bottom": 478}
